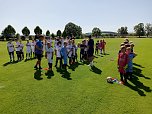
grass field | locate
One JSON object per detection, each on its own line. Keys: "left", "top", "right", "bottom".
{"left": 0, "top": 38, "right": 152, "bottom": 114}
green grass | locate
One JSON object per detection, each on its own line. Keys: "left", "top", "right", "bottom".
{"left": 0, "top": 38, "right": 152, "bottom": 114}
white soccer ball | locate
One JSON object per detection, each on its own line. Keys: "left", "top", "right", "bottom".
{"left": 107, "top": 77, "right": 113, "bottom": 83}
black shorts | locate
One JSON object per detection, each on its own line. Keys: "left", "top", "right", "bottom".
{"left": 88, "top": 49, "right": 94, "bottom": 57}
{"left": 9, "top": 52, "right": 14, "bottom": 55}
{"left": 36, "top": 54, "right": 42, "bottom": 61}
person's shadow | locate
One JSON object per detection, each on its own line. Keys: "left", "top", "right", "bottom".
{"left": 90, "top": 66, "right": 102, "bottom": 75}
{"left": 34, "top": 70, "right": 43, "bottom": 80}
{"left": 56, "top": 67, "right": 72, "bottom": 80}
{"left": 45, "top": 70, "right": 54, "bottom": 79}
{"left": 68, "top": 62, "right": 83, "bottom": 71}
{"left": 125, "top": 64, "right": 151, "bottom": 96}
{"left": 3, "top": 60, "right": 18, "bottom": 66}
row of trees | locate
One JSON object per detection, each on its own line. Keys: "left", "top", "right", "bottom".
{"left": 0, "top": 22, "right": 82, "bottom": 40}
{"left": 1, "top": 22, "right": 152, "bottom": 40}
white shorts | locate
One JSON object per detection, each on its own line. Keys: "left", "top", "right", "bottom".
{"left": 26, "top": 50, "right": 31, "bottom": 53}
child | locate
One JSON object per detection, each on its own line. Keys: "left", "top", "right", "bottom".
{"left": 7, "top": 40, "right": 15, "bottom": 62}
{"left": 80, "top": 40, "right": 86, "bottom": 62}
{"left": 67, "top": 40, "right": 73, "bottom": 65}
{"left": 31, "top": 40, "right": 36, "bottom": 58}
{"left": 126, "top": 47, "right": 136, "bottom": 80}
{"left": 15, "top": 39, "right": 21, "bottom": 61}
{"left": 45, "top": 42, "right": 54, "bottom": 71}
{"left": 19, "top": 40, "right": 24, "bottom": 60}
{"left": 71, "top": 39, "right": 77, "bottom": 64}
{"left": 102, "top": 39, "right": 106, "bottom": 54}
{"left": 26, "top": 40, "right": 31, "bottom": 60}
{"left": 61, "top": 41, "right": 68, "bottom": 70}
{"left": 95, "top": 40, "right": 99, "bottom": 55}
{"left": 99, "top": 40, "right": 103, "bottom": 54}
{"left": 118, "top": 46, "right": 128, "bottom": 84}
{"left": 55, "top": 41, "right": 62, "bottom": 68}
{"left": 84, "top": 39, "right": 88, "bottom": 60}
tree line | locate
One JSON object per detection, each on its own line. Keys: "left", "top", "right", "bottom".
{"left": 1, "top": 22, "right": 152, "bottom": 41}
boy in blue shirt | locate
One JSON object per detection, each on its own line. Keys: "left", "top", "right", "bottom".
{"left": 61, "top": 41, "right": 68, "bottom": 70}
{"left": 126, "top": 47, "right": 136, "bottom": 80}
{"left": 34, "top": 35, "right": 44, "bottom": 70}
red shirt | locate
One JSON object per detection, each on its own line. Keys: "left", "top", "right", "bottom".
{"left": 118, "top": 52, "right": 128, "bottom": 73}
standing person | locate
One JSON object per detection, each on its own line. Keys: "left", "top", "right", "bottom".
{"left": 99, "top": 40, "right": 103, "bottom": 55}
{"left": 55, "top": 41, "right": 62, "bottom": 68}
{"left": 117, "top": 46, "right": 128, "bottom": 84}
{"left": 34, "top": 35, "right": 44, "bottom": 70}
{"left": 95, "top": 40, "right": 99, "bottom": 55}
{"left": 67, "top": 40, "right": 73, "bottom": 65}
{"left": 15, "top": 39, "right": 21, "bottom": 61}
{"left": 126, "top": 47, "right": 136, "bottom": 80}
{"left": 31, "top": 40, "right": 36, "bottom": 58}
{"left": 26, "top": 40, "right": 31, "bottom": 60}
{"left": 102, "top": 39, "right": 106, "bottom": 55}
{"left": 80, "top": 40, "right": 86, "bottom": 62}
{"left": 84, "top": 39, "right": 88, "bottom": 60}
{"left": 19, "top": 40, "right": 24, "bottom": 60}
{"left": 7, "top": 40, "right": 15, "bottom": 62}
{"left": 71, "top": 39, "right": 77, "bottom": 64}
{"left": 45, "top": 42, "right": 54, "bottom": 71}
{"left": 61, "top": 41, "right": 68, "bottom": 70}
{"left": 87, "top": 35, "right": 94, "bottom": 67}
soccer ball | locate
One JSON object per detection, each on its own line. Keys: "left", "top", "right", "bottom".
{"left": 107, "top": 77, "right": 113, "bottom": 83}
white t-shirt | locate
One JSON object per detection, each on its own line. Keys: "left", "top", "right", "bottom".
{"left": 31, "top": 42, "right": 36, "bottom": 52}
{"left": 67, "top": 44, "right": 73, "bottom": 57}
{"left": 46, "top": 46, "right": 54, "bottom": 58}
{"left": 19, "top": 43, "right": 24, "bottom": 51}
{"left": 55, "top": 46, "right": 62, "bottom": 57}
{"left": 16, "top": 42, "right": 20, "bottom": 51}
{"left": 26, "top": 42, "right": 31, "bottom": 51}
{"left": 7, "top": 43, "right": 14, "bottom": 52}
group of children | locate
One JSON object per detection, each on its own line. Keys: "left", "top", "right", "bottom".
{"left": 7, "top": 39, "right": 36, "bottom": 62}
{"left": 95, "top": 39, "right": 106, "bottom": 55}
{"left": 117, "top": 38, "right": 136, "bottom": 84}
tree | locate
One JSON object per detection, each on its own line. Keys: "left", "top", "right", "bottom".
{"left": 46, "top": 30, "right": 50, "bottom": 36}
{"left": 117, "top": 26, "right": 128, "bottom": 37}
{"left": 22, "top": 27, "right": 30, "bottom": 36}
{"left": 62, "top": 30, "right": 67, "bottom": 38}
{"left": 57, "top": 30, "right": 62, "bottom": 37}
{"left": 3, "top": 25, "right": 16, "bottom": 40}
{"left": 134, "top": 23, "right": 145, "bottom": 38}
{"left": 64, "top": 22, "right": 82, "bottom": 37}
{"left": 92, "top": 27, "right": 101, "bottom": 38}
{"left": 145, "top": 23, "right": 152, "bottom": 37}
{"left": 34, "top": 26, "right": 42, "bottom": 35}
{"left": 51, "top": 33, "right": 55, "bottom": 39}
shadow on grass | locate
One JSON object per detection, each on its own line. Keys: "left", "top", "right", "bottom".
{"left": 34, "top": 70, "right": 43, "bottom": 80}
{"left": 45, "top": 70, "right": 54, "bottom": 79}
{"left": 3, "top": 60, "right": 18, "bottom": 66}
{"left": 56, "top": 67, "right": 72, "bottom": 80}
{"left": 125, "top": 66, "right": 151, "bottom": 96}
{"left": 68, "top": 62, "right": 83, "bottom": 71}
{"left": 24, "top": 58, "right": 36, "bottom": 62}
{"left": 133, "top": 63, "right": 145, "bottom": 68}
{"left": 90, "top": 66, "right": 102, "bottom": 74}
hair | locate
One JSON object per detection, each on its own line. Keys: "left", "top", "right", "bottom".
{"left": 120, "top": 46, "right": 126, "bottom": 50}
{"left": 39, "top": 35, "right": 44, "bottom": 39}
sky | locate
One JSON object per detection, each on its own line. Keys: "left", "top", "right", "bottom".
{"left": 0, "top": 0, "right": 152, "bottom": 35}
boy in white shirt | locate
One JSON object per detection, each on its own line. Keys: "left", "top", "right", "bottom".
{"left": 15, "top": 39, "right": 21, "bottom": 61}
{"left": 19, "top": 40, "right": 24, "bottom": 60}
{"left": 67, "top": 40, "right": 73, "bottom": 65}
{"left": 45, "top": 42, "right": 54, "bottom": 71}
{"left": 31, "top": 40, "right": 36, "bottom": 58}
{"left": 55, "top": 41, "right": 62, "bottom": 68}
{"left": 26, "top": 40, "right": 31, "bottom": 60}
{"left": 7, "top": 40, "right": 15, "bottom": 62}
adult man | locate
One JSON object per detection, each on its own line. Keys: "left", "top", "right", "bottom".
{"left": 34, "top": 35, "right": 44, "bottom": 69}
{"left": 87, "top": 35, "right": 94, "bottom": 67}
